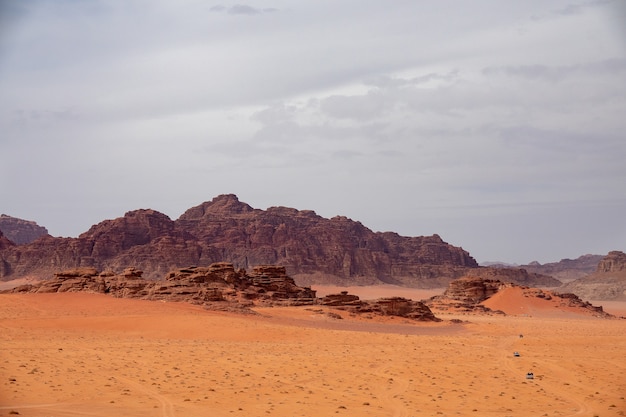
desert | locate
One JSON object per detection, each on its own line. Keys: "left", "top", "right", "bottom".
{"left": 1, "top": 290, "right": 625, "bottom": 417}
{"left": 4, "top": 2, "right": 625, "bottom": 415}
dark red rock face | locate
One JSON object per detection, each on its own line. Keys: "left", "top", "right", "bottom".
{"left": 0, "top": 214, "right": 49, "bottom": 245}
{"left": 0, "top": 194, "right": 481, "bottom": 286}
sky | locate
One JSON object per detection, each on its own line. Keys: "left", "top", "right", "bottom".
{"left": 1, "top": 0, "right": 625, "bottom": 265}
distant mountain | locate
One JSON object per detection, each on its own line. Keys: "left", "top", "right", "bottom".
{"left": 497, "top": 254, "right": 604, "bottom": 283}
{"left": 0, "top": 214, "right": 49, "bottom": 245}
{"left": 480, "top": 261, "right": 519, "bottom": 267}
{"left": 0, "top": 194, "right": 560, "bottom": 288}
{"left": 559, "top": 251, "right": 626, "bottom": 301}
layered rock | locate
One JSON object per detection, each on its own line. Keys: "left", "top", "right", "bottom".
{"left": 175, "top": 195, "right": 479, "bottom": 287}
{"left": 0, "top": 214, "right": 49, "bottom": 245}
{"left": 465, "top": 267, "right": 561, "bottom": 288}
{"left": 320, "top": 291, "right": 441, "bottom": 321}
{"left": 0, "top": 194, "right": 480, "bottom": 287}
{"left": 596, "top": 251, "right": 626, "bottom": 273}
{"left": 5, "top": 263, "right": 317, "bottom": 309}
{"left": 559, "top": 251, "right": 626, "bottom": 301}
{"left": 3, "top": 263, "right": 444, "bottom": 320}
{"left": 438, "top": 276, "right": 510, "bottom": 304}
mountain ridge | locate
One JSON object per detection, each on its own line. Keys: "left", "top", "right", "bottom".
{"left": 0, "top": 194, "right": 559, "bottom": 288}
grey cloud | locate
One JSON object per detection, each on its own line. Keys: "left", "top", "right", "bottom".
{"left": 483, "top": 59, "right": 626, "bottom": 82}
{"left": 332, "top": 150, "right": 363, "bottom": 160}
{"left": 251, "top": 104, "right": 297, "bottom": 125}
{"left": 528, "top": 0, "right": 613, "bottom": 20}
{"left": 319, "top": 93, "right": 387, "bottom": 121}
{"left": 550, "top": 0, "right": 613, "bottom": 16}
{"left": 499, "top": 126, "right": 624, "bottom": 156}
{"left": 210, "top": 4, "right": 278, "bottom": 15}
{"left": 2, "top": 0, "right": 625, "bottom": 263}
{"left": 363, "top": 71, "right": 460, "bottom": 89}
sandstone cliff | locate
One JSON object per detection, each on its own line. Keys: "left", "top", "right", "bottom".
{"left": 0, "top": 214, "right": 49, "bottom": 245}
{"left": 0, "top": 194, "right": 480, "bottom": 287}
{"left": 559, "top": 251, "right": 626, "bottom": 301}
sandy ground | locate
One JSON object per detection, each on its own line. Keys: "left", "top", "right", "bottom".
{"left": 1, "top": 292, "right": 625, "bottom": 417}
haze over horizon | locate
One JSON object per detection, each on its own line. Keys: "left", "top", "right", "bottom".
{"left": 1, "top": 1, "right": 625, "bottom": 265}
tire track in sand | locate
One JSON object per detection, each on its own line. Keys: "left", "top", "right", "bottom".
{"left": 372, "top": 366, "right": 410, "bottom": 417}
{"left": 114, "top": 375, "right": 176, "bottom": 417}
{"left": 495, "top": 334, "right": 592, "bottom": 417}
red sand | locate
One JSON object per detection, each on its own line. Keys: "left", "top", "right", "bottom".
{"left": 1, "top": 292, "right": 625, "bottom": 417}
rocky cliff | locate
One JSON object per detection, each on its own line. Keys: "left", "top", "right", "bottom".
{"left": 0, "top": 194, "right": 480, "bottom": 287}
{"left": 559, "top": 251, "right": 626, "bottom": 301}
{"left": 0, "top": 214, "right": 49, "bottom": 245}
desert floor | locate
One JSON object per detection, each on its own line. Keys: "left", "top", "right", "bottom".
{"left": 1, "top": 290, "right": 624, "bottom": 417}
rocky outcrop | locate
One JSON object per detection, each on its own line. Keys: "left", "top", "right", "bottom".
{"left": 320, "top": 291, "right": 441, "bottom": 321}
{"left": 466, "top": 267, "right": 561, "bottom": 287}
{"left": 4, "top": 263, "right": 317, "bottom": 309}
{"left": 0, "top": 194, "right": 480, "bottom": 287}
{"left": 3, "top": 263, "right": 444, "bottom": 320}
{"left": 439, "top": 276, "right": 509, "bottom": 304}
{"left": 0, "top": 214, "right": 49, "bottom": 245}
{"left": 424, "top": 276, "right": 613, "bottom": 317}
{"left": 321, "top": 291, "right": 361, "bottom": 306}
{"left": 596, "top": 251, "right": 626, "bottom": 273}
{"left": 424, "top": 276, "right": 508, "bottom": 315}
{"left": 559, "top": 251, "right": 626, "bottom": 301}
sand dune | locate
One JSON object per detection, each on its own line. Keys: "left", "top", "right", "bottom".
{"left": 1, "top": 293, "right": 625, "bottom": 417}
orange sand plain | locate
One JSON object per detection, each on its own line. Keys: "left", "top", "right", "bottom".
{"left": 1, "top": 292, "right": 625, "bottom": 417}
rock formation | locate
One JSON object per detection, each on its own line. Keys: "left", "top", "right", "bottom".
{"left": 320, "top": 291, "right": 441, "bottom": 321}
{"left": 0, "top": 214, "right": 49, "bottom": 245}
{"left": 464, "top": 267, "right": 561, "bottom": 287}
{"left": 0, "top": 195, "right": 573, "bottom": 289}
{"left": 425, "top": 276, "right": 613, "bottom": 317}
{"left": 559, "top": 251, "right": 626, "bottom": 301}
{"left": 5, "top": 263, "right": 317, "bottom": 310}
{"left": 174, "top": 195, "right": 478, "bottom": 287}
{"left": 3, "top": 263, "right": 444, "bottom": 321}
{"left": 424, "top": 277, "right": 509, "bottom": 315}
{"left": 596, "top": 251, "right": 626, "bottom": 273}
{"left": 0, "top": 194, "right": 480, "bottom": 287}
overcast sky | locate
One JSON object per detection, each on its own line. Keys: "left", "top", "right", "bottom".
{"left": 1, "top": 0, "right": 625, "bottom": 264}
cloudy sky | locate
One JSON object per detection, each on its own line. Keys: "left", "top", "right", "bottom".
{"left": 1, "top": 0, "right": 625, "bottom": 264}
